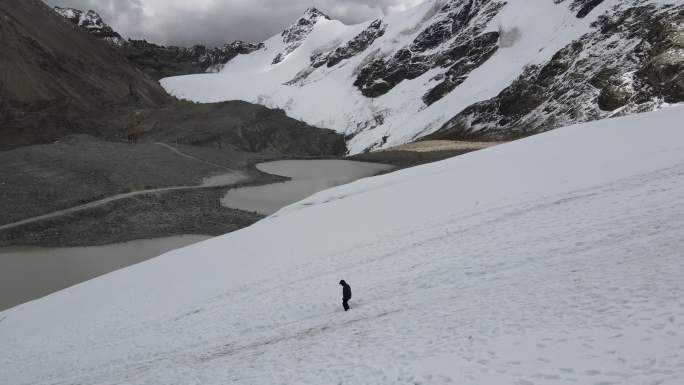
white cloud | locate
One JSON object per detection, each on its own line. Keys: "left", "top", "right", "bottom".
{"left": 45, "top": 0, "right": 426, "bottom": 47}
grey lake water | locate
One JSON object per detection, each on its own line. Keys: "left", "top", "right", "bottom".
{"left": 0, "top": 159, "right": 393, "bottom": 311}
{"left": 0, "top": 235, "right": 210, "bottom": 311}
{"left": 221, "top": 159, "right": 394, "bottom": 215}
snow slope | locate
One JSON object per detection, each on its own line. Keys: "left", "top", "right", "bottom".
{"left": 161, "top": 0, "right": 683, "bottom": 154}
{"left": 2, "top": 106, "right": 684, "bottom": 384}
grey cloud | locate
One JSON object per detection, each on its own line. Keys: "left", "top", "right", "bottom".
{"left": 44, "top": 0, "right": 424, "bottom": 47}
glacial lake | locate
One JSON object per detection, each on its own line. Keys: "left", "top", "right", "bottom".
{"left": 221, "top": 159, "right": 394, "bottom": 215}
{"left": 0, "top": 235, "right": 210, "bottom": 311}
{"left": 0, "top": 159, "right": 393, "bottom": 311}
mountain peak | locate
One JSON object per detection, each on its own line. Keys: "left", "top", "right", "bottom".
{"left": 54, "top": 7, "right": 103, "bottom": 27}
{"left": 273, "top": 6, "right": 331, "bottom": 64}
{"left": 54, "top": 6, "right": 125, "bottom": 45}
{"left": 302, "top": 7, "right": 330, "bottom": 21}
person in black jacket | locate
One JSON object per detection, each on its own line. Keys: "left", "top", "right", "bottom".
{"left": 339, "top": 280, "right": 352, "bottom": 311}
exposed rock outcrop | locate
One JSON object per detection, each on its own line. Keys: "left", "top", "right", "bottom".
{"left": 52, "top": 6, "right": 264, "bottom": 79}
{"left": 273, "top": 7, "right": 330, "bottom": 64}
{"left": 427, "top": 2, "right": 684, "bottom": 141}
{"left": 158, "top": 0, "right": 684, "bottom": 153}
{"left": 353, "top": 0, "right": 505, "bottom": 99}
{"left": 312, "top": 19, "right": 386, "bottom": 69}
{"left": 121, "top": 40, "right": 264, "bottom": 79}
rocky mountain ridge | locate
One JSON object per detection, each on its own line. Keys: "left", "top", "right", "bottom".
{"left": 54, "top": 6, "right": 126, "bottom": 46}
{"left": 162, "top": 0, "right": 684, "bottom": 154}
{"left": 121, "top": 39, "right": 264, "bottom": 80}
{"left": 272, "top": 7, "right": 330, "bottom": 64}
{"left": 428, "top": 0, "right": 684, "bottom": 141}
{"left": 53, "top": 6, "right": 264, "bottom": 79}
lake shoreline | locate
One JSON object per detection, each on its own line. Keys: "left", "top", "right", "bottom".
{"left": 0, "top": 147, "right": 480, "bottom": 249}
{"left": 0, "top": 235, "right": 212, "bottom": 311}
{"left": 0, "top": 158, "right": 393, "bottom": 312}
{"left": 0, "top": 147, "right": 484, "bottom": 312}
{"left": 221, "top": 159, "right": 394, "bottom": 215}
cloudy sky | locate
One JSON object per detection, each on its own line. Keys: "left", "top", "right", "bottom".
{"left": 44, "top": 0, "right": 425, "bottom": 47}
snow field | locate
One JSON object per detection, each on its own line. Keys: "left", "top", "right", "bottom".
{"left": 1, "top": 105, "right": 683, "bottom": 384}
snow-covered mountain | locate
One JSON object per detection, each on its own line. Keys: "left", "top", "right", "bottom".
{"left": 2, "top": 105, "right": 683, "bottom": 384}
{"left": 53, "top": 6, "right": 265, "bottom": 79}
{"left": 54, "top": 6, "right": 126, "bottom": 46}
{"left": 162, "top": 1, "right": 683, "bottom": 153}
{"left": 121, "top": 39, "right": 265, "bottom": 79}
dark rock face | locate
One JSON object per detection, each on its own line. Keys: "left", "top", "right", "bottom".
{"left": 426, "top": 2, "right": 684, "bottom": 142}
{"left": 121, "top": 40, "right": 264, "bottom": 80}
{"left": 635, "top": 7, "right": 684, "bottom": 103}
{"left": 312, "top": 19, "right": 386, "bottom": 69}
{"left": 353, "top": 48, "right": 431, "bottom": 98}
{"left": 573, "top": 0, "right": 607, "bottom": 18}
{"left": 273, "top": 7, "right": 330, "bottom": 64}
{"left": 52, "top": 6, "right": 264, "bottom": 79}
{"left": 410, "top": 0, "right": 478, "bottom": 52}
{"left": 423, "top": 31, "right": 500, "bottom": 105}
{"left": 553, "top": 0, "right": 607, "bottom": 19}
{"left": 353, "top": 0, "right": 505, "bottom": 98}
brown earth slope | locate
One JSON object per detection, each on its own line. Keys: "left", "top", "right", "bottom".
{"left": 0, "top": 0, "right": 346, "bottom": 156}
{"left": 0, "top": 0, "right": 170, "bottom": 149}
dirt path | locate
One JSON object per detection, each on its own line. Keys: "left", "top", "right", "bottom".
{"left": 0, "top": 143, "right": 249, "bottom": 233}
{"left": 0, "top": 181, "right": 243, "bottom": 233}
{"left": 155, "top": 143, "right": 231, "bottom": 170}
